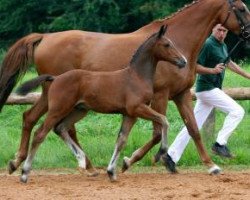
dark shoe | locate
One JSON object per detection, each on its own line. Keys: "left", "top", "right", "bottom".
{"left": 162, "top": 154, "right": 177, "bottom": 173}
{"left": 212, "top": 142, "right": 233, "bottom": 158}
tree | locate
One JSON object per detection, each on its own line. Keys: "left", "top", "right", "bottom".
{"left": 0, "top": 0, "right": 51, "bottom": 47}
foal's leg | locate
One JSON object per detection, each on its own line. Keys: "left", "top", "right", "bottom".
{"left": 67, "top": 128, "right": 97, "bottom": 175}
{"left": 173, "top": 91, "right": 221, "bottom": 174}
{"left": 54, "top": 108, "right": 99, "bottom": 176}
{"left": 20, "top": 92, "right": 81, "bottom": 183}
{"left": 122, "top": 92, "right": 169, "bottom": 172}
{"left": 9, "top": 91, "right": 87, "bottom": 174}
{"left": 20, "top": 116, "right": 59, "bottom": 183}
{"left": 8, "top": 91, "right": 48, "bottom": 174}
{"left": 107, "top": 115, "right": 137, "bottom": 181}
{"left": 56, "top": 128, "right": 96, "bottom": 175}
{"left": 122, "top": 104, "right": 169, "bottom": 172}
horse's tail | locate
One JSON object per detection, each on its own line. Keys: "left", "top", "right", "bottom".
{"left": 17, "top": 75, "right": 54, "bottom": 96}
{"left": 0, "top": 33, "right": 44, "bottom": 111}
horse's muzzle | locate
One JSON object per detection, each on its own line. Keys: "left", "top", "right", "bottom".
{"left": 176, "top": 59, "right": 187, "bottom": 68}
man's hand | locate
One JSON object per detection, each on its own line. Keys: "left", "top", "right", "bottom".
{"left": 196, "top": 63, "right": 225, "bottom": 75}
{"left": 212, "top": 63, "right": 225, "bottom": 74}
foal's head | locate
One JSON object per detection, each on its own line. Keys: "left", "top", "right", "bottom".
{"left": 153, "top": 25, "right": 186, "bottom": 68}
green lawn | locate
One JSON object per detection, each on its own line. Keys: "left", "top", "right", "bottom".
{"left": 0, "top": 62, "right": 250, "bottom": 171}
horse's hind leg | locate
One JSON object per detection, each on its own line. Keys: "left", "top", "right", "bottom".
{"left": 67, "top": 127, "right": 98, "bottom": 176}
{"left": 122, "top": 104, "right": 169, "bottom": 172}
{"left": 107, "top": 115, "right": 137, "bottom": 181}
{"left": 173, "top": 91, "right": 220, "bottom": 174}
{"left": 8, "top": 92, "right": 48, "bottom": 174}
{"left": 54, "top": 107, "right": 99, "bottom": 176}
{"left": 20, "top": 95, "right": 77, "bottom": 183}
{"left": 55, "top": 127, "right": 97, "bottom": 176}
{"left": 20, "top": 115, "right": 58, "bottom": 183}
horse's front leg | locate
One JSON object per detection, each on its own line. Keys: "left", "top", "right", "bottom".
{"left": 8, "top": 92, "right": 48, "bottom": 174}
{"left": 122, "top": 103, "right": 169, "bottom": 173}
{"left": 173, "top": 90, "right": 221, "bottom": 174}
{"left": 122, "top": 91, "right": 168, "bottom": 171}
{"left": 107, "top": 115, "right": 137, "bottom": 182}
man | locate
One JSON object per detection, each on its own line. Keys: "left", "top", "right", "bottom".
{"left": 166, "top": 24, "right": 250, "bottom": 173}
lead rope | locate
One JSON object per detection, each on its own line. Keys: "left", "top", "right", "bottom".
{"left": 223, "top": 38, "right": 244, "bottom": 65}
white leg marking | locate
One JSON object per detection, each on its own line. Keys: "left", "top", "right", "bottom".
{"left": 107, "top": 145, "right": 119, "bottom": 172}
{"left": 208, "top": 165, "right": 221, "bottom": 175}
{"left": 61, "top": 131, "right": 86, "bottom": 169}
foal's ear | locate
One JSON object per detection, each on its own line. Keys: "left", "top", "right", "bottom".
{"left": 158, "top": 25, "right": 168, "bottom": 38}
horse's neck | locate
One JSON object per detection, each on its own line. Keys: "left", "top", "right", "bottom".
{"left": 130, "top": 50, "right": 158, "bottom": 83}
{"left": 168, "top": 0, "right": 225, "bottom": 58}
{"left": 140, "top": 0, "right": 225, "bottom": 65}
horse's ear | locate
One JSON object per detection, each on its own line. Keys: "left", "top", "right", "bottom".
{"left": 163, "top": 25, "right": 168, "bottom": 34}
{"left": 158, "top": 25, "right": 168, "bottom": 38}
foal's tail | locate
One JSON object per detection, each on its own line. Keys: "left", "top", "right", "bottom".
{"left": 0, "top": 33, "right": 44, "bottom": 111}
{"left": 17, "top": 75, "right": 54, "bottom": 96}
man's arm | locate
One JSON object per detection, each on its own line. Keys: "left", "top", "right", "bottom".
{"left": 196, "top": 64, "right": 225, "bottom": 74}
{"left": 227, "top": 61, "right": 250, "bottom": 79}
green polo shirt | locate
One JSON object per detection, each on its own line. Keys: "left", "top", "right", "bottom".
{"left": 195, "top": 35, "right": 228, "bottom": 92}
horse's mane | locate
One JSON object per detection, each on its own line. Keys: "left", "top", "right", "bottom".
{"left": 158, "top": 0, "right": 202, "bottom": 22}
{"left": 130, "top": 32, "right": 158, "bottom": 65}
{"left": 130, "top": 0, "right": 204, "bottom": 65}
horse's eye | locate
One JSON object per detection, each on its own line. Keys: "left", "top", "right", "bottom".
{"left": 164, "top": 44, "right": 170, "bottom": 48}
{"left": 239, "top": 7, "right": 246, "bottom": 12}
{"left": 240, "top": 8, "right": 245, "bottom": 12}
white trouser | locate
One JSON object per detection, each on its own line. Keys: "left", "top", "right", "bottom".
{"left": 168, "top": 88, "right": 244, "bottom": 163}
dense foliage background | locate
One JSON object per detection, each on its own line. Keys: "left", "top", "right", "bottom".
{"left": 0, "top": 0, "right": 186, "bottom": 47}
{"left": 0, "top": 0, "right": 250, "bottom": 59}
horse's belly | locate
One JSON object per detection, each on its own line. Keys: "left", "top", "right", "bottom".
{"left": 87, "top": 101, "right": 124, "bottom": 114}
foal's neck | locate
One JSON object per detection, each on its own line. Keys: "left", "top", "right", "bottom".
{"left": 130, "top": 49, "right": 158, "bottom": 84}
{"left": 129, "top": 35, "right": 158, "bottom": 84}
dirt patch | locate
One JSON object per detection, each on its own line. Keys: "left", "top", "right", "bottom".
{"left": 1, "top": 168, "right": 250, "bottom": 200}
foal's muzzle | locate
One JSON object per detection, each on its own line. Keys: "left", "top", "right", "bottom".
{"left": 176, "top": 58, "right": 187, "bottom": 68}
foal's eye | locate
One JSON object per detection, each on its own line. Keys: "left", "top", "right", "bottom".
{"left": 164, "top": 44, "right": 170, "bottom": 48}
{"left": 239, "top": 7, "right": 246, "bottom": 12}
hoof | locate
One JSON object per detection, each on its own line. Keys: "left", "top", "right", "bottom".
{"left": 20, "top": 174, "right": 28, "bottom": 183}
{"left": 8, "top": 160, "right": 17, "bottom": 174}
{"left": 208, "top": 165, "right": 221, "bottom": 175}
{"left": 78, "top": 167, "right": 98, "bottom": 177}
{"left": 87, "top": 169, "right": 99, "bottom": 177}
{"left": 107, "top": 170, "right": 117, "bottom": 182}
{"left": 20, "top": 169, "right": 30, "bottom": 183}
{"left": 161, "top": 154, "right": 177, "bottom": 174}
{"left": 121, "top": 157, "right": 130, "bottom": 173}
{"left": 153, "top": 149, "right": 167, "bottom": 165}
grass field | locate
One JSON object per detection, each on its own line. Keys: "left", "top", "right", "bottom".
{"left": 0, "top": 61, "right": 250, "bottom": 171}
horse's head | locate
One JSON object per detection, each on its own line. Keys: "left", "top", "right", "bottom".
{"left": 221, "top": 0, "right": 250, "bottom": 40}
{"left": 154, "top": 25, "right": 187, "bottom": 68}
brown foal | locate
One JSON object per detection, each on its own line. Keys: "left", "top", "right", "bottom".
{"left": 17, "top": 26, "right": 186, "bottom": 183}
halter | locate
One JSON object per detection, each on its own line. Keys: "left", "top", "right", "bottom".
{"left": 222, "top": 0, "right": 250, "bottom": 40}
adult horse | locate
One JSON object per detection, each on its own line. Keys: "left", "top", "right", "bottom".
{"left": 0, "top": 0, "right": 250, "bottom": 175}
